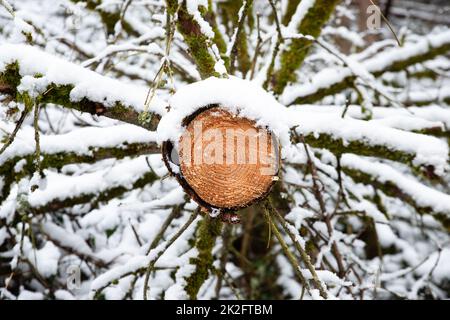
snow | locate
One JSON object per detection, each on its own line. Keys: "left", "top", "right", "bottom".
{"left": 0, "top": 44, "right": 167, "bottom": 115}
{"left": 375, "top": 223, "right": 398, "bottom": 247}
{"left": 0, "top": 227, "right": 7, "bottom": 246}
{"left": 17, "top": 290, "right": 44, "bottom": 300}
{"left": 54, "top": 290, "right": 76, "bottom": 300}
{"left": 31, "top": 241, "right": 61, "bottom": 277}
{"left": 302, "top": 269, "right": 351, "bottom": 286}
{"left": 41, "top": 221, "right": 94, "bottom": 257}
{"left": 285, "top": 207, "right": 315, "bottom": 229}
{"left": 416, "top": 248, "right": 450, "bottom": 282}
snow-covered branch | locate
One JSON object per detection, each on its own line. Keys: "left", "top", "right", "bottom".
{"left": 341, "top": 154, "right": 450, "bottom": 230}
{"left": 0, "top": 124, "right": 159, "bottom": 201}
{"left": 289, "top": 107, "right": 449, "bottom": 177}
{"left": 0, "top": 44, "right": 166, "bottom": 130}
{"left": 270, "top": 0, "right": 341, "bottom": 94}
{"left": 283, "top": 30, "right": 450, "bottom": 105}
{"left": 1, "top": 156, "right": 160, "bottom": 217}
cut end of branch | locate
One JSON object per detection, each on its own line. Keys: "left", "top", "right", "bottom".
{"left": 163, "top": 106, "right": 280, "bottom": 212}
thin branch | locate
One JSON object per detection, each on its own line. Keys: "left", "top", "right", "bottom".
{"left": 262, "top": 201, "right": 312, "bottom": 297}
{"left": 265, "top": 199, "right": 328, "bottom": 299}
{"left": 143, "top": 210, "right": 199, "bottom": 300}
{"left": 228, "top": 0, "right": 253, "bottom": 74}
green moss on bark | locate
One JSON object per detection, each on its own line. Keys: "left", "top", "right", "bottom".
{"left": 0, "top": 62, "right": 160, "bottom": 130}
{"left": 185, "top": 216, "right": 222, "bottom": 299}
{"left": 0, "top": 142, "right": 158, "bottom": 202}
{"left": 174, "top": 1, "right": 220, "bottom": 79}
{"left": 271, "top": 0, "right": 341, "bottom": 95}
{"left": 300, "top": 132, "right": 440, "bottom": 179}
{"left": 29, "top": 170, "right": 158, "bottom": 215}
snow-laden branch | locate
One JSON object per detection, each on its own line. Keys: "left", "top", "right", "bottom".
{"left": 282, "top": 29, "right": 450, "bottom": 105}
{"left": 168, "top": 0, "right": 226, "bottom": 78}
{"left": 0, "top": 156, "right": 160, "bottom": 217}
{"left": 287, "top": 107, "right": 449, "bottom": 177}
{"left": 0, "top": 44, "right": 166, "bottom": 130}
{"left": 0, "top": 124, "right": 160, "bottom": 201}
{"left": 341, "top": 154, "right": 450, "bottom": 230}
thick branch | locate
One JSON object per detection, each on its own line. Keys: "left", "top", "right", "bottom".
{"left": 0, "top": 48, "right": 164, "bottom": 130}
{"left": 29, "top": 169, "right": 158, "bottom": 215}
{"left": 184, "top": 215, "right": 222, "bottom": 299}
{"left": 296, "top": 132, "right": 444, "bottom": 179}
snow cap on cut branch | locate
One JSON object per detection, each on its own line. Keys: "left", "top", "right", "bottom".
{"left": 159, "top": 77, "right": 286, "bottom": 212}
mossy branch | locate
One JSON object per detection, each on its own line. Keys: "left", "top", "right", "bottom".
{"left": 295, "top": 132, "right": 443, "bottom": 179}
{"left": 26, "top": 169, "right": 159, "bottom": 216}
{"left": 261, "top": 201, "right": 312, "bottom": 298}
{"left": 342, "top": 166, "right": 450, "bottom": 231}
{"left": 228, "top": 0, "right": 253, "bottom": 75}
{"left": 167, "top": 0, "right": 222, "bottom": 79}
{"left": 0, "top": 62, "right": 161, "bottom": 130}
{"left": 205, "top": 0, "right": 227, "bottom": 56}
{"left": 270, "top": 0, "right": 341, "bottom": 95}
{"left": 0, "top": 142, "right": 159, "bottom": 201}
{"left": 184, "top": 214, "right": 222, "bottom": 299}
